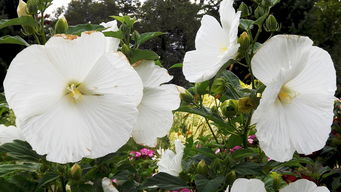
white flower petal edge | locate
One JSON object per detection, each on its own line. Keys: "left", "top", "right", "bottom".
{"left": 225, "top": 178, "right": 266, "bottom": 192}
{"left": 133, "top": 61, "right": 180, "bottom": 147}
{"left": 0, "top": 125, "right": 24, "bottom": 145}
{"left": 251, "top": 35, "right": 336, "bottom": 162}
{"left": 4, "top": 32, "right": 143, "bottom": 163}
{"left": 157, "top": 139, "right": 184, "bottom": 176}
{"left": 183, "top": 0, "right": 240, "bottom": 83}
{"left": 100, "top": 20, "right": 120, "bottom": 52}
{"left": 280, "top": 179, "right": 330, "bottom": 192}
{"left": 102, "top": 177, "right": 119, "bottom": 192}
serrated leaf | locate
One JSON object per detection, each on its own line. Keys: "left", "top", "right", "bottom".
{"left": 66, "top": 24, "right": 104, "bottom": 35}
{"left": 0, "top": 35, "right": 29, "bottom": 46}
{"left": 195, "top": 175, "right": 225, "bottom": 192}
{"left": 0, "top": 16, "right": 36, "bottom": 30}
{"left": 141, "top": 172, "right": 188, "bottom": 190}
{"left": 129, "top": 49, "right": 159, "bottom": 64}
{"left": 137, "top": 32, "right": 165, "bottom": 46}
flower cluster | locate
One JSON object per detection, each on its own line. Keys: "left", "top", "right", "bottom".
{"left": 129, "top": 148, "right": 155, "bottom": 159}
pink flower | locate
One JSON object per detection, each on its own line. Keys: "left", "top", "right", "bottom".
{"left": 112, "top": 179, "right": 117, "bottom": 183}
{"left": 247, "top": 135, "right": 257, "bottom": 144}
{"left": 215, "top": 148, "right": 221, "bottom": 154}
{"left": 229, "top": 146, "right": 243, "bottom": 152}
{"left": 170, "top": 188, "right": 191, "bottom": 192}
{"left": 140, "top": 148, "right": 155, "bottom": 157}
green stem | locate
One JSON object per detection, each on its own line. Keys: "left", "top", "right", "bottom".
{"left": 40, "top": 10, "right": 47, "bottom": 44}
{"left": 242, "top": 111, "right": 253, "bottom": 148}
{"left": 33, "top": 33, "right": 41, "bottom": 44}
{"left": 205, "top": 118, "right": 220, "bottom": 144}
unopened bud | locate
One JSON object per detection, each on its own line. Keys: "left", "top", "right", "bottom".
{"left": 177, "top": 86, "right": 194, "bottom": 103}
{"left": 70, "top": 163, "right": 82, "bottom": 180}
{"left": 238, "top": 97, "right": 254, "bottom": 113}
{"left": 254, "top": 6, "right": 265, "bottom": 18}
{"left": 238, "top": 32, "right": 250, "bottom": 52}
{"left": 197, "top": 160, "right": 208, "bottom": 175}
{"left": 27, "top": 0, "right": 39, "bottom": 15}
{"left": 264, "top": 14, "right": 279, "bottom": 32}
{"left": 226, "top": 170, "right": 237, "bottom": 184}
{"left": 194, "top": 81, "right": 209, "bottom": 95}
{"left": 55, "top": 16, "right": 68, "bottom": 34}
{"left": 211, "top": 78, "right": 226, "bottom": 95}
{"left": 221, "top": 99, "right": 238, "bottom": 117}
{"left": 17, "top": 0, "right": 29, "bottom": 17}
{"left": 270, "top": 172, "right": 282, "bottom": 191}
{"left": 238, "top": 2, "right": 251, "bottom": 17}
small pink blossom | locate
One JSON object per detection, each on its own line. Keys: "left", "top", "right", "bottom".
{"left": 247, "top": 135, "right": 257, "bottom": 144}
{"left": 140, "top": 148, "right": 155, "bottom": 157}
{"left": 215, "top": 148, "right": 221, "bottom": 154}
{"left": 112, "top": 179, "right": 117, "bottom": 183}
{"left": 229, "top": 145, "right": 243, "bottom": 152}
{"left": 170, "top": 188, "right": 191, "bottom": 192}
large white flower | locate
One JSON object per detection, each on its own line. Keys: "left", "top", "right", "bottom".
{"left": 132, "top": 61, "right": 180, "bottom": 147}
{"left": 280, "top": 179, "right": 329, "bottom": 192}
{"left": 100, "top": 20, "right": 120, "bottom": 52}
{"left": 157, "top": 139, "right": 184, "bottom": 176}
{"left": 183, "top": 0, "right": 240, "bottom": 83}
{"left": 225, "top": 178, "right": 266, "bottom": 192}
{"left": 251, "top": 35, "right": 336, "bottom": 162}
{"left": 0, "top": 125, "right": 24, "bottom": 145}
{"left": 3, "top": 32, "right": 143, "bottom": 163}
{"left": 102, "top": 177, "right": 119, "bottom": 192}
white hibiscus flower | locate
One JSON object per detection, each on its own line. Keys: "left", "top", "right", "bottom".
{"left": 4, "top": 32, "right": 143, "bottom": 163}
{"left": 157, "top": 139, "right": 184, "bottom": 176}
{"left": 100, "top": 20, "right": 120, "bottom": 52}
{"left": 183, "top": 0, "right": 240, "bottom": 83}
{"left": 102, "top": 177, "right": 119, "bottom": 192}
{"left": 251, "top": 35, "right": 336, "bottom": 162}
{"left": 280, "top": 179, "right": 330, "bottom": 192}
{"left": 0, "top": 125, "right": 24, "bottom": 145}
{"left": 132, "top": 61, "right": 180, "bottom": 147}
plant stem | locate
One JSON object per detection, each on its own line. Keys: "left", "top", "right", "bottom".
{"left": 242, "top": 111, "right": 253, "bottom": 148}
{"left": 205, "top": 117, "right": 220, "bottom": 144}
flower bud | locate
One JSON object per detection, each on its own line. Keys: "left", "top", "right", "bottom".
{"left": 264, "top": 14, "right": 279, "bottom": 32}
{"left": 238, "top": 32, "right": 250, "bottom": 52}
{"left": 70, "top": 163, "right": 82, "bottom": 180}
{"left": 27, "top": 0, "right": 39, "bottom": 15}
{"left": 254, "top": 6, "right": 265, "bottom": 18}
{"left": 238, "top": 97, "right": 254, "bottom": 113}
{"left": 221, "top": 99, "right": 238, "bottom": 117}
{"left": 194, "top": 81, "right": 209, "bottom": 95}
{"left": 270, "top": 172, "right": 282, "bottom": 191}
{"left": 55, "top": 16, "right": 68, "bottom": 34}
{"left": 238, "top": 2, "right": 251, "bottom": 17}
{"left": 17, "top": 0, "right": 29, "bottom": 17}
{"left": 211, "top": 78, "right": 226, "bottom": 95}
{"left": 177, "top": 86, "right": 194, "bottom": 103}
{"left": 196, "top": 160, "right": 208, "bottom": 175}
{"left": 226, "top": 170, "right": 237, "bottom": 184}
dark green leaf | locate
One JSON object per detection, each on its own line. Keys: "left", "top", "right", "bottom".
{"left": 0, "top": 16, "right": 36, "bottom": 30}
{"left": 35, "top": 172, "right": 60, "bottom": 191}
{"left": 239, "top": 19, "right": 254, "bottom": 30}
{"left": 195, "top": 175, "right": 225, "bottom": 192}
{"left": 169, "top": 63, "right": 183, "bottom": 69}
{"left": 141, "top": 172, "right": 188, "bottom": 190}
{"left": 129, "top": 49, "right": 159, "bottom": 63}
{"left": 137, "top": 32, "right": 165, "bottom": 46}
{"left": 0, "top": 163, "right": 40, "bottom": 177}
{"left": 102, "top": 30, "right": 124, "bottom": 39}
{"left": 0, "top": 140, "right": 43, "bottom": 162}
{"left": 0, "top": 35, "right": 29, "bottom": 46}
{"left": 66, "top": 24, "right": 104, "bottom": 35}
{"left": 71, "top": 184, "right": 95, "bottom": 192}
{"left": 234, "top": 162, "right": 263, "bottom": 176}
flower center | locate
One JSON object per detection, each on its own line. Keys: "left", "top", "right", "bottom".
{"left": 219, "top": 46, "right": 228, "bottom": 53}
{"left": 66, "top": 82, "right": 83, "bottom": 103}
{"left": 277, "top": 85, "right": 296, "bottom": 104}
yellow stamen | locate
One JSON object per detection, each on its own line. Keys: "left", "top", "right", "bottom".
{"left": 220, "top": 47, "right": 228, "bottom": 53}
{"left": 66, "top": 82, "right": 83, "bottom": 103}
{"left": 277, "top": 85, "right": 296, "bottom": 104}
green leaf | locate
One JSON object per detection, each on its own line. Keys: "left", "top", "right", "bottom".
{"left": 195, "top": 175, "right": 225, "bottom": 192}
{"left": 232, "top": 148, "right": 258, "bottom": 160}
{"left": 111, "top": 16, "right": 136, "bottom": 27}
{"left": 35, "top": 172, "right": 60, "bottom": 191}
{"left": 71, "top": 184, "right": 95, "bottom": 192}
{"left": 0, "top": 16, "right": 36, "bottom": 30}
{"left": 0, "top": 35, "right": 29, "bottom": 46}
{"left": 129, "top": 49, "right": 159, "bottom": 64}
{"left": 169, "top": 63, "right": 183, "bottom": 69}
{"left": 141, "top": 172, "right": 188, "bottom": 190}
{"left": 0, "top": 163, "right": 40, "bottom": 177}
{"left": 234, "top": 162, "right": 263, "bottom": 176}
{"left": 66, "top": 24, "right": 104, "bottom": 35}
{"left": 239, "top": 19, "right": 254, "bottom": 30}
{"left": 102, "top": 30, "right": 124, "bottom": 39}
{"left": 219, "top": 70, "right": 243, "bottom": 100}
{"left": 137, "top": 32, "right": 165, "bottom": 46}
{"left": 0, "top": 140, "right": 43, "bottom": 162}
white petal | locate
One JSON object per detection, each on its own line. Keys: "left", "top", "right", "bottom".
{"left": 230, "top": 178, "right": 266, "bottom": 192}
{"left": 45, "top": 32, "right": 108, "bottom": 81}
{"left": 3, "top": 45, "right": 65, "bottom": 121}
{"left": 102, "top": 177, "right": 119, "bottom": 192}
{"left": 157, "top": 139, "right": 184, "bottom": 176}
{"left": 134, "top": 60, "right": 173, "bottom": 88}
{"left": 100, "top": 20, "right": 119, "bottom": 32}
{"left": 0, "top": 125, "right": 24, "bottom": 145}
{"left": 100, "top": 20, "right": 120, "bottom": 52}
{"left": 280, "top": 179, "right": 330, "bottom": 192}
{"left": 227, "top": 11, "right": 241, "bottom": 46}
{"left": 133, "top": 85, "right": 180, "bottom": 147}
{"left": 195, "top": 15, "right": 228, "bottom": 52}
{"left": 219, "top": 0, "right": 236, "bottom": 32}
{"left": 251, "top": 35, "right": 313, "bottom": 85}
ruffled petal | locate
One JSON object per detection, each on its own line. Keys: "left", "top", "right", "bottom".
{"left": 100, "top": 20, "right": 120, "bottom": 52}
{"left": 219, "top": 0, "right": 236, "bottom": 33}
{"left": 102, "top": 177, "right": 119, "bottom": 192}
{"left": 3, "top": 45, "right": 65, "bottom": 121}
{"left": 230, "top": 178, "right": 266, "bottom": 192}
{"left": 279, "top": 179, "right": 330, "bottom": 192}
{"left": 251, "top": 35, "right": 313, "bottom": 85}
{"left": 134, "top": 61, "right": 173, "bottom": 88}
{"left": 157, "top": 140, "right": 184, "bottom": 176}
{"left": 0, "top": 125, "right": 24, "bottom": 145}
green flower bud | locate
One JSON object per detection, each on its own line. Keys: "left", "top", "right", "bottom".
{"left": 221, "top": 99, "right": 238, "bottom": 117}
{"left": 238, "top": 32, "right": 251, "bottom": 52}
{"left": 27, "top": 0, "right": 39, "bottom": 15}
{"left": 238, "top": 97, "right": 254, "bottom": 113}
{"left": 254, "top": 6, "right": 265, "bottom": 18}
{"left": 264, "top": 14, "right": 279, "bottom": 32}
{"left": 226, "top": 170, "right": 237, "bottom": 184}
{"left": 194, "top": 81, "right": 209, "bottom": 95}
{"left": 197, "top": 160, "right": 208, "bottom": 175}
{"left": 238, "top": 2, "right": 251, "bottom": 17}
{"left": 177, "top": 86, "right": 194, "bottom": 103}
{"left": 70, "top": 163, "right": 82, "bottom": 180}
{"left": 17, "top": 0, "right": 29, "bottom": 17}
{"left": 270, "top": 172, "right": 282, "bottom": 191}
{"left": 211, "top": 78, "right": 226, "bottom": 95}
{"left": 55, "top": 16, "right": 68, "bottom": 34}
